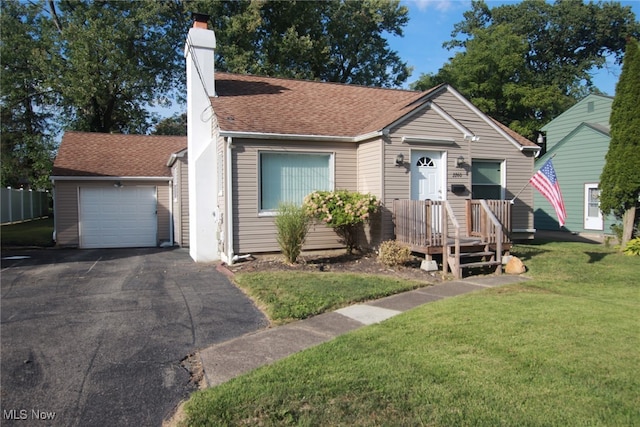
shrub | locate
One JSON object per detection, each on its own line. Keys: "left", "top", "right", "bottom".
{"left": 622, "top": 237, "right": 640, "bottom": 256}
{"left": 378, "top": 240, "right": 412, "bottom": 266}
{"left": 303, "top": 190, "right": 379, "bottom": 254}
{"left": 274, "top": 203, "right": 311, "bottom": 264}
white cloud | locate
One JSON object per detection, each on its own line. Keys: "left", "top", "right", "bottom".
{"left": 411, "top": 0, "right": 455, "bottom": 12}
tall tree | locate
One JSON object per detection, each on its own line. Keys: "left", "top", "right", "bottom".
{"left": 600, "top": 38, "right": 640, "bottom": 247}
{"left": 192, "top": 0, "right": 410, "bottom": 87}
{"left": 44, "top": 0, "right": 189, "bottom": 133}
{"left": 0, "top": 1, "right": 57, "bottom": 189}
{"left": 413, "top": 0, "right": 639, "bottom": 139}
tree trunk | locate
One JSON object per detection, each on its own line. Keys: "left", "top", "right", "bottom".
{"left": 621, "top": 205, "right": 636, "bottom": 248}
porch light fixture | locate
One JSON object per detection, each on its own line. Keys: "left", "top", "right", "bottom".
{"left": 114, "top": 181, "right": 123, "bottom": 188}
{"left": 395, "top": 153, "right": 404, "bottom": 166}
{"left": 456, "top": 156, "right": 465, "bottom": 168}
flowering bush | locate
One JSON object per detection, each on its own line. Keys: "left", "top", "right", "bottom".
{"left": 303, "top": 190, "right": 379, "bottom": 254}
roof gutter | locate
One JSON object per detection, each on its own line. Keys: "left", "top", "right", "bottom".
{"left": 50, "top": 176, "right": 172, "bottom": 182}
{"left": 219, "top": 130, "right": 383, "bottom": 143}
{"left": 167, "top": 149, "right": 188, "bottom": 167}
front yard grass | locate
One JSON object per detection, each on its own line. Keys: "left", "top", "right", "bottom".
{"left": 183, "top": 241, "right": 639, "bottom": 426}
{"left": 234, "top": 272, "right": 426, "bottom": 324}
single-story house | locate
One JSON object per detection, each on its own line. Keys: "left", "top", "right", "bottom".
{"left": 51, "top": 132, "right": 186, "bottom": 248}
{"left": 51, "top": 14, "right": 540, "bottom": 277}
{"left": 535, "top": 94, "right": 616, "bottom": 237}
{"left": 183, "top": 14, "right": 540, "bottom": 274}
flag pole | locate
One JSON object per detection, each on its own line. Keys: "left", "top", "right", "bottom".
{"left": 510, "top": 153, "right": 556, "bottom": 204}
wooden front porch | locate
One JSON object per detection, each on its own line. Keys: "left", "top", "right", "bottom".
{"left": 392, "top": 199, "right": 513, "bottom": 278}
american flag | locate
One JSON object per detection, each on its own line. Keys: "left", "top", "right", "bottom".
{"left": 530, "top": 159, "right": 567, "bottom": 227}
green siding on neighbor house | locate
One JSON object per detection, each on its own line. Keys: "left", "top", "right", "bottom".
{"left": 541, "top": 94, "right": 612, "bottom": 152}
{"left": 534, "top": 94, "right": 615, "bottom": 234}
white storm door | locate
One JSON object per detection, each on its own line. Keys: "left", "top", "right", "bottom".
{"left": 584, "top": 183, "right": 604, "bottom": 230}
{"left": 411, "top": 150, "right": 443, "bottom": 201}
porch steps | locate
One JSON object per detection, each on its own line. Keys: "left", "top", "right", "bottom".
{"left": 447, "top": 244, "right": 504, "bottom": 279}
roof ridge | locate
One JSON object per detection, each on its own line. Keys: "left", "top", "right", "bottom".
{"left": 215, "top": 71, "right": 421, "bottom": 94}
{"left": 63, "top": 131, "right": 186, "bottom": 139}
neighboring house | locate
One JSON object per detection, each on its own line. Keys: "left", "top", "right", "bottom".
{"left": 51, "top": 132, "right": 186, "bottom": 248}
{"left": 535, "top": 94, "right": 615, "bottom": 236}
{"left": 183, "top": 14, "right": 540, "bottom": 271}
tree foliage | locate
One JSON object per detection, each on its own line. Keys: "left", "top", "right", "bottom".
{"left": 45, "top": 0, "right": 188, "bottom": 133}
{"left": 412, "top": 0, "right": 640, "bottom": 139}
{"left": 0, "top": 1, "right": 57, "bottom": 189}
{"left": 152, "top": 113, "right": 187, "bottom": 136}
{"left": 2, "top": 0, "right": 410, "bottom": 188}
{"left": 599, "top": 37, "right": 640, "bottom": 245}
{"left": 192, "top": 0, "right": 411, "bottom": 87}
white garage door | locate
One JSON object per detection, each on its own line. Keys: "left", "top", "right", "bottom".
{"left": 79, "top": 187, "right": 157, "bottom": 248}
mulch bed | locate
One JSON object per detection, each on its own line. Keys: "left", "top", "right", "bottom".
{"left": 222, "top": 250, "right": 444, "bottom": 284}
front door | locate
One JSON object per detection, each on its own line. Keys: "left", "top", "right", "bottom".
{"left": 584, "top": 183, "right": 604, "bottom": 230}
{"left": 411, "top": 150, "right": 444, "bottom": 201}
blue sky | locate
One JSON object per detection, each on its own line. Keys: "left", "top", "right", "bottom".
{"left": 389, "top": 0, "right": 640, "bottom": 94}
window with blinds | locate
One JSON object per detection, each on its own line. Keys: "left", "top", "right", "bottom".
{"left": 259, "top": 152, "right": 333, "bottom": 211}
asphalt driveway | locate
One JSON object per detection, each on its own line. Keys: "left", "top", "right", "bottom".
{"left": 1, "top": 247, "right": 267, "bottom": 426}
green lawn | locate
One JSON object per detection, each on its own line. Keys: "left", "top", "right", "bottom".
{"left": 184, "top": 241, "right": 639, "bottom": 426}
{"left": 1, "top": 217, "right": 54, "bottom": 247}
{"left": 234, "top": 272, "right": 427, "bottom": 324}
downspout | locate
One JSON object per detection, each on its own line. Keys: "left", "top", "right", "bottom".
{"left": 226, "top": 137, "right": 235, "bottom": 264}
{"left": 169, "top": 178, "right": 174, "bottom": 247}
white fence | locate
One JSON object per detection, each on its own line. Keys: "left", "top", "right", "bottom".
{"left": 1, "top": 188, "right": 50, "bottom": 224}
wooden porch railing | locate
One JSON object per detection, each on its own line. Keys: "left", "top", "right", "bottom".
{"left": 392, "top": 199, "right": 512, "bottom": 250}
{"left": 466, "top": 200, "right": 511, "bottom": 244}
{"left": 392, "top": 199, "right": 447, "bottom": 250}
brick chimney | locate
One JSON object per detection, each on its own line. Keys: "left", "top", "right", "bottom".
{"left": 184, "top": 13, "right": 219, "bottom": 262}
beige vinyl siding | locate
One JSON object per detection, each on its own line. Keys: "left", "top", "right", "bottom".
{"left": 357, "top": 139, "right": 383, "bottom": 196}
{"left": 171, "top": 156, "right": 190, "bottom": 247}
{"left": 381, "top": 89, "right": 534, "bottom": 240}
{"left": 156, "top": 185, "right": 171, "bottom": 242}
{"left": 429, "top": 90, "right": 535, "bottom": 233}
{"left": 233, "top": 139, "right": 357, "bottom": 254}
{"left": 386, "top": 104, "right": 470, "bottom": 240}
{"left": 54, "top": 181, "right": 80, "bottom": 247}
{"left": 356, "top": 138, "right": 384, "bottom": 248}
{"left": 53, "top": 180, "right": 172, "bottom": 247}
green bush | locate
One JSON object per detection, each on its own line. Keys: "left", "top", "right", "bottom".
{"left": 274, "top": 203, "right": 311, "bottom": 264}
{"left": 378, "top": 240, "right": 412, "bottom": 266}
{"left": 303, "top": 190, "right": 379, "bottom": 254}
{"left": 622, "top": 237, "right": 640, "bottom": 256}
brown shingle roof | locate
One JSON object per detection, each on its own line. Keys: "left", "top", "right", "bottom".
{"left": 212, "top": 73, "right": 536, "bottom": 148}
{"left": 489, "top": 117, "right": 539, "bottom": 148}
{"left": 212, "top": 72, "right": 433, "bottom": 137}
{"left": 52, "top": 131, "right": 186, "bottom": 177}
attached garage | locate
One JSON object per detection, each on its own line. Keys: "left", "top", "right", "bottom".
{"left": 51, "top": 132, "right": 187, "bottom": 249}
{"left": 79, "top": 187, "right": 157, "bottom": 248}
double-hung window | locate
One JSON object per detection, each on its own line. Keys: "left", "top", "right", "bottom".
{"left": 259, "top": 152, "right": 333, "bottom": 212}
{"left": 471, "top": 160, "right": 504, "bottom": 199}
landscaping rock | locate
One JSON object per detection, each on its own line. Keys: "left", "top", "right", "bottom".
{"left": 505, "top": 256, "right": 526, "bottom": 274}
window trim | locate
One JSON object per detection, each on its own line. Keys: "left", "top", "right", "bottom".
{"left": 257, "top": 150, "right": 335, "bottom": 216}
{"left": 471, "top": 159, "right": 506, "bottom": 200}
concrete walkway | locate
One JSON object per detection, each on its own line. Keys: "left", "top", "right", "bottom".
{"left": 199, "top": 275, "right": 530, "bottom": 387}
